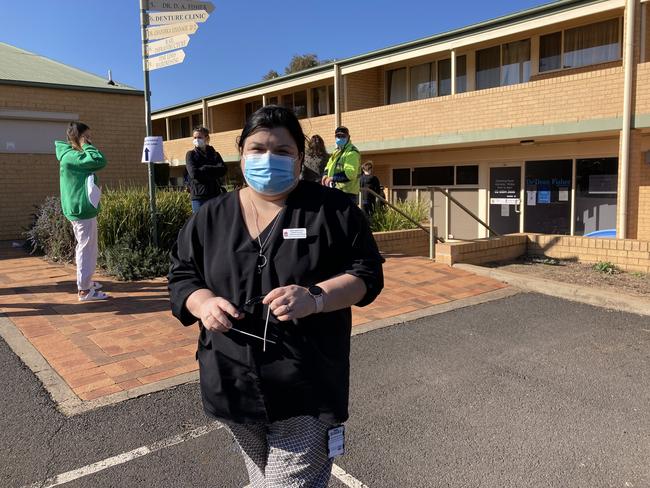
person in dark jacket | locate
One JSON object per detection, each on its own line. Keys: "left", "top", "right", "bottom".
{"left": 186, "top": 126, "right": 227, "bottom": 213}
{"left": 300, "top": 134, "right": 329, "bottom": 182}
{"left": 359, "top": 161, "right": 382, "bottom": 217}
{"left": 168, "top": 106, "right": 384, "bottom": 487}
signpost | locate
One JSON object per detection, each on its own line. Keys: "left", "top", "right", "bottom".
{"left": 145, "top": 21, "right": 199, "bottom": 40}
{"left": 145, "top": 34, "right": 190, "bottom": 56}
{"left": 146, "top": 50, "right": 186, "bottom": 71}
{"left": 146, "top": 0, "right": 215, "bottom": 13}
{"left": 139, "top": 0, "right": 214, "bottom": 246}
{"left": 146, "top": 10, "right": 209, "bottom": 25}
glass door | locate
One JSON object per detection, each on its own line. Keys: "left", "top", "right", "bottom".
{"left": 524, "top": 160, "right": 572, "bottom": 235}
{"left": 489, "top": 166, "right": 522, "bottom": 235}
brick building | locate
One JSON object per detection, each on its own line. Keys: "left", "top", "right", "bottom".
{"left": 0, "top": 43, "right": 147, "bottom": 241}
{"left": 153, "top": 0, "right": 650, "bottom": 241}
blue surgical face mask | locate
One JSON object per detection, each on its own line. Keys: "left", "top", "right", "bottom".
{"left": 244, "top": 152, "right": 298, "bottom": 196}
{"left": 335, "top": 137, "right": 348, "bottom": 148}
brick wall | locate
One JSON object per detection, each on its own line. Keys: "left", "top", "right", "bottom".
{"left": 435, "top": 235, "right": 528, "bottom": 265}
{"left": 341, "top": 65, "right": 629, "bottom": 144}
{"left": 212, "top": 102, "right": 244, "bottom": 132}
{"left": 527, "top": 234, "right": 650, "bottom": 273}
{"left": 345, "top": 68, "right": 383, "bottom": 111}
{"left": 301, "top": 115, "right": 336, "bottom": 147}
{"left": 0, "top": 85, "right": 146, "bottom": 240}
{"left": 373, "top": 228, "right": 430, "bottom": 256}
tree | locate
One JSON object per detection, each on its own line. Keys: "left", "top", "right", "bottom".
{"left": 262, "top": 54, "right": 332, "bottom": 80}
{"left": 262, "top": 69, "right": 280, "bottom": 81}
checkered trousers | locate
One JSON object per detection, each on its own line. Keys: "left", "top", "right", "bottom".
{"left": 225, "top": 415, "right": 335, "bottom": 488}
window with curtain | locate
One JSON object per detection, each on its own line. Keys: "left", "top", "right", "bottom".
{"left": 245, "top": 100, "right": 263, "bottom": 121}
{"left": 293, "top": 91, "right": 307, "bottom": 118}
{"left": 539, "top": 32, "right": 562, "bottom": 72}
{"left": 328, "top": 84, "right": 335, "bottom": 114}
{"left": 564, "top": 18, "right": 620, "bottom": 68}
{"left": 312, "top": 86, "right": 329, "bottom": 117}
{"left": 501, "top": 39, "right": 531, "bottom": 86}
{"left": 387, "top": 68, "right": 407, "bottom": 104}
{"left": 456, "top": 55, "right": 467, "bottom": 93}
{"left": 476, "top": 46, "right": 501, "bottom": 89}
{"left": 410, "top": 63, "right": 436, "bottom": 100}
{"left": 438, "top": 59, "right": 451, "bottom": 96}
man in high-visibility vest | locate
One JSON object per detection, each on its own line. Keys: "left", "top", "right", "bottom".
{"left": 321, "top": 126, "right": 361, "bottom": 204}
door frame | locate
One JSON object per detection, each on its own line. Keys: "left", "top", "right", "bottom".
{"left": 487, "top": 162, "right": 524, "bottom": 234}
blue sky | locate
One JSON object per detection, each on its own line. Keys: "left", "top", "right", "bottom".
{"left": 3, "top": 0, "right": 552, "bottom": 110}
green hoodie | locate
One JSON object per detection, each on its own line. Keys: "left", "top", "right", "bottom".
{"left": 55, "top": 141, "right": 107, "bottom": 221}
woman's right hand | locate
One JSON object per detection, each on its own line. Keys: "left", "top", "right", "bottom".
{"left": 197, "top": 296, "right": 243, "bottom": 332}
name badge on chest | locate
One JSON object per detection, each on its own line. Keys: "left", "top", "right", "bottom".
{"left": 282, "top": 228, "right": 307, "bottom": 239}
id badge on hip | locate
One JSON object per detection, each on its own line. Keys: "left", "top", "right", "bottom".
{"left": 327, "top": 425, "right": 345, "bottom": 459}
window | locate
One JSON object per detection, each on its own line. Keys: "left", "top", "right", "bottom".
{"left": 170, "top": 116, "right": 190, "bottom": 139}
{"left": 456, "top": 55, "right": 467, "bottom": 93}
{"left": 191, "top": 113, "right": 202, "bottom": 130}
{"left": 575, "top": 158, "right": 618, "bottom": 235}
{"left": 539, "top": 19, "right": 621, "bottom": 73}
{"left": 328, "top": 84, "right": 335, "bottom": 114}
{"left": 412, "top": 166, "right": 455, "bottom": 186}
{"left": 564, "top": 18, "right": 620, "bottom": 69}
{"left": 410, "top": 63, "right": 436, "bottom": 100}
{"left": 245, "top": 100, "right": 263, "bottom": 121}
{"left": 281, "top": 94, "right": 293, "bottom": 109}
{"left": 293, "top": 91, "right": 307, "bottom": 118}
{"left": 387, "top": 68, "right": 407, "bottom": 104}
{"left": 501, "top": 39, "right": 530, "bottom": 85}
{"left": 540, "top": 32, "right": 562, "bottom": 72}
{"left": 313, "top": 85, "right": 329, "bottom": 116}
{"left": 392, "top": 168, "right": 411, "bottom": 186}
{"left": 476, "top": 45, "right": 501, "bottom": 89}
{"left": 268, "top": 96, "right": 278, "bottom": 105}
{"left": 524, "top": 160, "right": 573, "bottom": 235}
{"left": 456, "top": 165, "right": 479, "bottom": 185}
{"left": 438, "top": 59, "right": 451, "bottom": 97}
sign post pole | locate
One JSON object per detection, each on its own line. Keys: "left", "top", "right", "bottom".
{"left": 140, "top": 0, "right": 158, "bottom": 247}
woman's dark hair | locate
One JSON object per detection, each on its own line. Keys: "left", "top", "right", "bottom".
{"left": 193, "top": 126, "right": 210, "bottom": 137}
{"left": 67, "top": 121, "right": 90, "bottom": 150}
{"left": 307, "top": 135, "right": 327, "bottom": 157}
{"left": 237, "top": 105, "right": 305, "bottom": 156}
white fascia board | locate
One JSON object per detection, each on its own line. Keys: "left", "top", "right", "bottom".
{"left": 0, "top": 109, "right": 79, "bottom": 121}
{"left": 341, "top": 0, "right": 625, "bottom": 75}
{"left": 152, "top": 103, "right": 203, "bottom": 120}
{"left": 207, "top": 71, "right": 334, "bottom": 107}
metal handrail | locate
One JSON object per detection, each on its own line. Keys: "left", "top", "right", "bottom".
{"left": 429, "top": 186, "right": 501, "bottom": 238}
{"left": 362, "top": 187, "right": 444, "bottom": 243}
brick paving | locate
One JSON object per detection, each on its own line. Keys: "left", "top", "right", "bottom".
{"left": 0, "top": 243, "right": 506, "bottom": 402}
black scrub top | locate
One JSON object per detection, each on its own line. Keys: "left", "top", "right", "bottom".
{"left": 168, "top": 181, "right": 384, "bottom": 424}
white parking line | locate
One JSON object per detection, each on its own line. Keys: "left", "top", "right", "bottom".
{"left": 23, "top": 423, "right": 222, "bottom": 488}
{"left": 23, "top": 422, "right": 369, "bottom": 488}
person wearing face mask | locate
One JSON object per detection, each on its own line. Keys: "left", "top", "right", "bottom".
{"left": 321, "top": 126, "right": 361, "bottom": 204}
{"left": 168, "top": 106, "right": 384, "bottom": 487}
{"left": 186, "top": 126, "right": 227, "bottom": 213}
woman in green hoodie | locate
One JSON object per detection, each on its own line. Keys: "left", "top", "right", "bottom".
{"left": 55, "top": 122, "right": 109, "bottom": 301}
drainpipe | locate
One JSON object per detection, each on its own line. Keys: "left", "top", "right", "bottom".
{"left": 619, "top": 0, "right": 636, "bottom": 239}
{"left": 334, "top": 63, "right": 341, "bottom": 129}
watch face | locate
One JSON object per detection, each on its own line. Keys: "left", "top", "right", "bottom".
{"left": 308, "top": 285, "right": 323, "bottom": 296}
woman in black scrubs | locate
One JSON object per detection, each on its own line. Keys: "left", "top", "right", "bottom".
{"left": 168, "top": 106, "right": 383, "bottom": 487}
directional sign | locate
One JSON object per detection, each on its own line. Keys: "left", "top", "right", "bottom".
{"left": 145, "top": 34, "right": 190, "bottom": 56}
{"left": 146, "top": 0, "right": 215, "bottom": 13}
{"left": 146, "top": 9, "right": 209, "bottom": 26}
{"left": 142, "top": 136, "right": 165, "bottom": 163}
{"left": 146, "top": 50, "right": 186, "bottom": 71}
{"left": 145, "top": 21, "right": 198, "bottom": 40}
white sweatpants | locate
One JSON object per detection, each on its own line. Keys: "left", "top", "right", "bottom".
{"left": 71, "top": 217, "right": 98, "bottom": 291}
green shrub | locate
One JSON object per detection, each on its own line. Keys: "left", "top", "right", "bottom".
{"left": 593, "top": 261, "right": 619, "bottom": 274}
{"left": 25, "top": 187, "right": 192, "bottom": 280}
{"left": 25, "top": 196, "right": 76, "bottom": 263}
{"left": 102, "top": 233, "right": 170, "bottom": 281}
{"left": 370, "top": 199, "right": 429, "bottom": 232}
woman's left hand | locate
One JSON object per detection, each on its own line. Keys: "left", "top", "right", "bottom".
{"left": 263, "top": 285, "right": 316, "bottom": 322}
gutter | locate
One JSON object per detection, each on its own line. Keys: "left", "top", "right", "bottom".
{"left": 618, "top": 0, "right": 636, "bottom": 239}
{"left": 0, "top": 78, "right": 143, "bottom": 96}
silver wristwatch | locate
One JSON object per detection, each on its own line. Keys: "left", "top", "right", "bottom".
{"left": 308, "top": 285, "right": 324, "bottom": 314}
